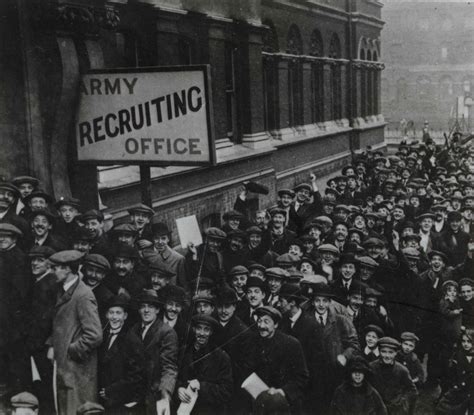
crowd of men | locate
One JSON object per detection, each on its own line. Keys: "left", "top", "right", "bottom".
{"left": 0, "top": 133, "right": 473, "bottom": 415}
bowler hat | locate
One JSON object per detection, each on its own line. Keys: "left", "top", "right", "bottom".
{"left": 279, "top": 283, "right": 306, "bottom": 302}
{"left": 347, "top": 356, "right": 370, "bottom": 373}
{"left": 81, "top": 209, "right": 104, "bottom": 222}
{"left": 151, "top": 222, "right": 170, "bottom": 236}
{"left": 112, "top": 223, "right": 138, "bottom": 236}
{"left": 254, "top": 305, "right": 282, "bottom": 323}
{"left": 447, "top": 211, "right": 462, "bottom": 222}
{"left": 339, "top": 253, "right": 357, "bottom": 265}
{"left": 72, "top": 227, "right": 94, "bottom": 242}
{"left": 222, "top": 210, "right": 244, "bottom": 221}
{"left": 11, "top": 176, "right": 39, "bottom": 187}
{"left": 215, "top": 286, "right": 239, "bottom": 305}
{"left": 311, "top": 283, "right": 334, "bottom": 298}
{"left": 23, "top": 189, "right": 53, "bottom": 205}
{"left": 107, "top": 294, "right": 130, "bottom": 310}
{"left": 227, "top": 229, "right": 247, "bottom": 241}
{"left": 10, "top": 391, "right": 39, "bottom": 409}
{"left": 54, "top": 197, "right": 81, "bottom": 210}
{"left": 114, "top": 244, "right": 139, "bottom": 260}
{"left": 159, "top": 285, "right": 187, "bottom": 305}
{"left": 245, "top": 277, "right": 267, "bottom": 292}
{"left": 28, "top": 208, "right": 57, "bottom": 223}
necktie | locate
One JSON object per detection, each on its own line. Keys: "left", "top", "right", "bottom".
{"left": 141, "top": 324, "right": 150, "bottom": 340}
{"left": 108, "top": 329, "right": 120, "bottom": 349}
{"left": 319, "top": 315, "right": 325, "bottom": 326}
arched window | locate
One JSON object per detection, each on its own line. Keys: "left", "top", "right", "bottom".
{"left": 360, "top": 49, "right": 366, "bottom": 60}
{"left": 439, "top": 76, "right": 454, "bottom": 98}
{"left": 262, "top": 20, "right": 279, "bottom": 131}
{"left": 287, "top": 24, "right": 303, "bottom": 55}
{"left": 367, "top": 50, "right": 372, "bottom": 61}
{"left": 373, "top": 51, "right": 378, "bottom": 62}
{"left": 287, "top": 25, "right": 303, "bottom": 127}
{"left": 397, "top": 78, "right": 408, "bottom": 103}
{"left": 310, "top": 29, "right": 324, "bottom": 123}
{"left": 416, "top": 76, "right": 432, "bottom": 101}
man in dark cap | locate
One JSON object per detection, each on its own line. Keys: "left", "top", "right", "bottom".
{"left": 110, "top": 224, "right": 139, "bottom": 248}
{"left": 125, "top": 289, "right": 178, "bottom": 415}
{"left": 157, "top": 285, "right": 188, "bottom": 347}
{"left": 222, "top": 229, "right": 251, "bottom": 273}
{"left": 106, "top": 245, "right": 147, "bottom": 299}
{"left": 142, "top": 221, "right": 188, "bottom": 290}
{"left": 305, "top": 283, "right": 359, "bottom": 413}
{"left": 81, "top": 210, "right": 114, "bottom": 260}
{"left": 250, "top": 306, "right": 309, "bottom": 414}
{"left": 26, "top": 208, "right": 67, "bottom": 252}
{"left": 0, "top": 182, "right": 28, "bottom": 234}
{"left": 237, "top": 277, "right": 267, "bottom": 327}
{"left": 98, "top": 296, "right": 143, "bottom": 414}
{"left": 23, "top": 190, "right": 53, "bottom": 215}
{"left": 25, "top": 246, "right": 57, "bottom": 414}
{"left": 54, "top": 197, "right": 82, "bottom": 244}
{"left": 47, "top": 250, "right": 103, "bottom": 415}
{"left": 128, "top": 204, "right": 154, "bottom": 242}
{"left": 263, "top": 207, "right": 297, "bottom": 255}
{"left": 186, "top": 227, "right": 226, "bottom": 286}
{"left": 175, "top": 315, "right": 232, "bottom": 415}
{"left": 0, "top": 223, "right": 30, "bottom": 395}
{"left": 434, "top": 210, "right": 470, "bottom": 266}
{"left": 82, "top": 254, "right": 115, "bottom": 320}
{"left": 72, "top": 228, "right": 95, "bottom": 255}
{"left": 11, "top": 176, "right": 39, "bottom": 215}
{"left": 290, "top": 173, "right": 321, "bottom": 233}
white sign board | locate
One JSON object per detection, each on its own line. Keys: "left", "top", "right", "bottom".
{"left": 75, "top": 66, "right": 215, "bottom": 166}
{"left": 176, "top": 215, "right": 203, "bottom": 249}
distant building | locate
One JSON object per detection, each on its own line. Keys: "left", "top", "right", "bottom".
{"left": 381, "top": 0, "right": 474, "bottom": 131}
{"left": 1, "top": 0, "right": 384, "bottom": 233}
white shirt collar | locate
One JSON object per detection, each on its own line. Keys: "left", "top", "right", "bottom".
{"left": 63, "top": 275, "right": 79, "bottom": 292}
{"left": 315, "top": 310, "right": 328, "bottom": 324}
{"left": 365, "top": 346, "right": 379, "bottom": 356}
{"left": 35, "top": 233, "right": 48, "bottom": 245}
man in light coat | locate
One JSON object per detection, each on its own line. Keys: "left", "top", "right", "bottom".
{"left": 47, "top": 250, "right": 103, "bottom": 415}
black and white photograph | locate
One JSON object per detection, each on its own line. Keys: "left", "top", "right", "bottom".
{"left": 0, "top": 0, "right": 473, "bottom": 414}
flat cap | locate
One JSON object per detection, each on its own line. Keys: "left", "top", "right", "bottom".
{"left": 83, "top": 254, "right": 110, "bottom": 271}
{"left": 148, "top": 262, "right": 175, "bottom": 279}
{"left": 192, "top": 293, "right": 215, "bottom": 305}
{"left": 205, "top": 227, "right": 227, "bottom": 240}
{"left": 229, "top": 265, "right": 249, "bottom": 276}
{"left": 28, "top": 208, "right": 57, "bottom": 223}
{"left": 378, "top": 336, "right": 401, "bottom": 350}
{"left": 29, "top": 245, "right": 56, "bottom": 258}
{"left": 294, "top": 183, "right": 312, "bottom": 193}
{"left": 244, "top": 181, "right": 269, "bottom": 195}
{"left": 416, "top": 213, "right": 436, "bottom": 222}
{"left": 254, "top": 305, "right": 282, "bottom": 323}
{"left": 287, "top": 269, "right": 304, "bottom": 282}
{"left": 72, "top": 227, "right": 94, "bottom": 242}
{"left": 314, "top": 216, "right": 333, "bottom": 226}
{"left": 246, "top": 225, "right": 262, "bottom": 235}
{"left": 54, "top": 197, "right": 81, "bottom": 210}
{"left": 49, "top": 250, "right": 84, "bottom": 264}
{"left": 277, "top": 189, "right": 295, "bottom": 198}
{"left": 400, "top": 332, "right": 419, "bottom": 343}
{"left": 0, "top": 182, "right": 20, "bottom": 197}
{"left": 10, "top": 392, "right": 38, "bottom": 408}
{"left": 357, "top": 256, "right": 379, "bottom": 268}
{"left": 112, "top": 223, "right": 138, "bottom": 235}
{"left": 128, "top": 203, "right": 154, "bottom": 216}
{"left": 265, "top": 267, "right": 290, "bottom": 280}
{"left": 347, "top": 356, "right": 370, "bottom": 373}
{"left": 300, "top": 274, "right": 328, "bottom": 285}
{"left": 364, "top": 324, "right": 384, "bottom": 337}
{"left": 81, "top": 209, "right": 104, "bottom": 222}
{"left": 222, "top": 210, "right": 244, "bottom": 221}
{"left": 317, "top": 244, "right": 339, "bottom": 254}
{"left": 248, "top": 262, "right": 266, "bottom": 273}
{"left": 11, "top": 175, "right": 39, "bottom": 187}
{"left": 227, "top": 229, "right": 247, "bottom": 241}
{"left": 269, "top": 207, "right": 287, "bottom": 217}
{"left": 276, "top": 253, "right": 299, "bottom": 267}
{"left": 427, "top": 250, "right": 448, "bottom": 262}
{"left": 458, "top": 278, "right": 474, "bottom": 287}
{"left": 0, "top": 223, "right": 23, "bottom": 237}
{"left": 363, "top": 237, "right": 385, "bottom": 248}
{"left": 76, "top": 401, "right": 105, "bottom": 414}
{"left": 192, "top": 314, "right": 219, "bottom": 329}
{"left": 335, "top": 204, "right": 350, "bottom": 212}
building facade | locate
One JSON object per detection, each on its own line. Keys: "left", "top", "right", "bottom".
{"left": 1, "top": 0, "right": 384, "bottom": 233}
{"left": 381, "top": 0, "right": 474, "bottom": 132}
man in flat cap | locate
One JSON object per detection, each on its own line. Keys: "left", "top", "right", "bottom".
{"left": 54, "top": 197, "right": 82, "bottom": 244}
{"left": 10, "top": 391, "right": 39, "bottom": 415}
{"left": 0, "top": 182, "right": 28, "bottom": 234}
{"left": 157, "top": 285, "right": 188, "bottom": 347}
{"left": 125, "top": 289, "right": 178, "bottom": 415}
{"left": 47, "top": 250, "right": 103, "bottom": 415}
{"left": 110, "top": 224, "right": 139, "bottom": 249}
{"left": 249, "top": 306, "right": 308, "bottom": 414}
{"left": 142, "top": 221, "right": 188, "bottom": 290}
{"left": 128, "top": 204, "right": 154, "bottom": 242}
{"left": 370, "top": 337, "right": 417, "bottom": 415}
{"left": 81, "top": 210, "right": 114, "bottom": 260}
{"left": 289, "top": 173, "right": 321, "bottom": 233}
{"left": 0, "top": 222, "right": 30, "bottom": 395}
{"left": 25, "top": 246, "right": 57, "bottom": 414}
{"left": 26, "top": 208, "right": 67, "bottom": 252}
{"left": 175, "top": 315, "right": 233, "bottom": 415}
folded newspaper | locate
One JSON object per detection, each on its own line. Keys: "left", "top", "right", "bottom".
{"left": 241, "top": 372, "right": 269, "bottom": 400}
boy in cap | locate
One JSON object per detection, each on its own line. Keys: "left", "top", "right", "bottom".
{"left": 362, "top": 324, "right": 384, "bottom": 362}
{"left": 25, "top": 246, "right": 57, "bottom": 415}
{"left": 370, "top": 337, "right": 417, "bottom": 415}
{"left": 330, "top": 357, "right": 387, "bottom": 415}
{"left": 71, "top": 228, "right": 94, "bottom": 255}
{"left": 47, "top": 250, "right": 103, "bottom": 415}
{"left": 265, "top": 267, "right": 288, "bottom": 307}
{"left": 251, "top": 306, "right": 309, "bottom": 414}
{"left": 128, "top": 204, "right": 154, "bottom": 242}
{"left": 176, "top": 315, "right": 233, "bottom": 415}
{"left": 396, "top": 332, "right": 424, "bottom": 391}
{"left": 54, "top": 197, "right": 81, "bottom": 243}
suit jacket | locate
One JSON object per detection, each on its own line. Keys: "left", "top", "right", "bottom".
{"left": 142, "top": 246, "right": 188, "bottom": 290}
{"left": 99, "top": 326, "right": 143, "bottom": 408}
{"left": 50, "top": 278, "right": 103, "bottom": 413}
{"left": 127, "top": 318, "right": 178, "bottom": 414}
{"left": 25, "top": 232, "right": 68, "bottom": 252}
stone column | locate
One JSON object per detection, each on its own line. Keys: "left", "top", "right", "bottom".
{"left": 323, "top": 62, "right": 333, "bottom": 122}
{"left": 302, "top": 61, "right": 313, "bottom": 125}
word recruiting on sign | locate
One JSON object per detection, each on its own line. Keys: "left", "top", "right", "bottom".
{"left": 75, "top": 66, "right": 215, "bottom": 166}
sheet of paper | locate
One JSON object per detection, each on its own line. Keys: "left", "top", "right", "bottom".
{"left": 176, "top": 215, "right": 202, "bottom": 249}
{"left": 177, "top": 385, "right": 198, "bottom": 415}
{"left": 241, "top": 372, "right": 269, "bottom": 400}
